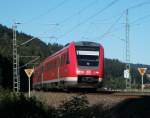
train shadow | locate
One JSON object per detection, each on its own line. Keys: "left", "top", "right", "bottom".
{"left": 106, "top": 96, "right": 150, "bottom": 118}
{"left": 40, "top": 87, "right": 116, "bottom": 94}
{"left": 42, "top": 87, "right": 98, "bottom": 93}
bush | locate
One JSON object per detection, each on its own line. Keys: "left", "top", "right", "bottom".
{"left": 84, "top": 104, "right": 109, "bottom": 118}
{"left": 0, "top": 91, "right": 56, "bottom": 118}
{"left": 57, "top": 96, "right": 89, "bottom": 118}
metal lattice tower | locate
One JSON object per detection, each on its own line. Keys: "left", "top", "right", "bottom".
{"left": 13, "top": 23, "right": 20, "bottom": 92}
{"left": 125, "top": 9, "right": 131, "bottom": 89}
{"left": 17, "top": 54, "right": 20, "bottom": 91}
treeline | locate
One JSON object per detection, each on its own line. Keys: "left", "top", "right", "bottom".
{"left": 104, "top": 58, "right": 150, "bottom": 89}
{"left": 0, "top": 24, "right": 150, "bottom": 90}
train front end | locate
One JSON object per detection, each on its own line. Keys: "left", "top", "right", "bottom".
{"left": 72, "top": 41, "right": 104, "bottom": 88}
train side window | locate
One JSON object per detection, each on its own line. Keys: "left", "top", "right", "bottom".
{"left": 56, "top": 58, "right": 58, "bottom": 66}
{"left": 61, "top": 54, "right": 65, "bottom": 65}
{"left": 64, "top": 53, "right": 66, "bottom": 65}
{"left": 61, "top": 55, "right": 63, "bottom": 65}
{"left": 54, "top": 60, "right": 57, "bottom": 68}
{"left": 37, "top": 70, "right": 40, "bottom": 81}
{"left": 66, "top": 50, "right": 69, "bottom": 64}
{"left": 63, "top": 55, "right": 65, "bottom": 65}
{"left": 47, "top": 62, "right": 51, "bottom": 71}
{"left": 42, "top": 64, "right": 44, "bottom": 72}
{"left": 52, "top": 61, "right": 54, "bottom": 68}
{"left": 35, "top": 70, "right": 38, "bottom": 81}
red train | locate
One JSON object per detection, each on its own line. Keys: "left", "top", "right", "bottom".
{"left": 33, "top": 41, "right": 104, "bottom": 90}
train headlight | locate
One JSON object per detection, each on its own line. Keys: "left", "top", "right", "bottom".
{"left": 76, "top": 70, "right": 84, "bottom": 74}
{"left": 95, "top": 71, "right": 99, "bottom": 74}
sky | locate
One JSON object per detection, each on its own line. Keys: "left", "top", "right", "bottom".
{"left": 0, "top": 0, "right": 150, "bottom": 65}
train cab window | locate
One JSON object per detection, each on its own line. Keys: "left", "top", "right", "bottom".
{"left": 76, "top": 46, "right": 99, "bottom": 68}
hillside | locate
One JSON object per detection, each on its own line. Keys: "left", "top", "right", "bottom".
{"left": 0, "top": 24, "right": 63, "bottom": 90}
{"left": 0, "top": 24, "right": 49, "bottom": 59}
{"left": 0, "top": 24, "right": 150, "bottom": 91}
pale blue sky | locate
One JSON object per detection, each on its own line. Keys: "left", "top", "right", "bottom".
{"left": 0, "top": 0, "right": 150, "bottom": 65}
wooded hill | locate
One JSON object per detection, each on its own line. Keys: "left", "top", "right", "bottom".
{"left": 0, "top": 24, "right": 149, "bottom": 91}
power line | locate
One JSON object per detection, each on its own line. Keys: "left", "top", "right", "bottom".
{"left": 94, "top": 1, "right": 150, "bottom": 41}
{"left": 97, "top": 19, "right": 145, "bottom": 36}
{"left": 104, "top": 23, "right": 140, "bottom": 35}
{"left": 38, "top": 0, "right": 98, "bottom": 38}
{"left": 96, "top": 12, "right": 124, "bottom": 40}
{"left": 58, "top": 0, "right": 119, "bottom": 39}
{"left": 24, "top": 0, "right": 68, "bottom": 24}
{"left": 19, "top": 56, "right": 40, "bottom": 69}
{"left": 81, "top": 12, "right": 127, "bottom": 39}
{"left": 130, "top": 14, "right": 150, "bottom": 25}
{"left": 128, "top": 1, "right": 150, "bottom": 10}
{"left": 58, "top": 0, "right": 98, "bottom": 25}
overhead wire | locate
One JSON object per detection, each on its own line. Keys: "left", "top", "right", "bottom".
{"left": 95, "top": 0, "right": 150, "bottom": 41}
{"left": 127, "top": 1, "right": 150, "bottom": 10}
{"left": 58, "top": 0, "right": 119, "bottom": 39}
{"left": 22, "top": 0, "right": 150, "bottom": 43}
{"left": 103, "top": 23, "right": 139, "bottom": 35}
{"left": 130, "top": 14, "right": 150, "bottom": 25}
{"left": 81, "top": 12, "right": 127, "bottom": 40}
{"left": 58, "top": 0, "right": 98, "bottom": 25}
{"left": 85, "top": 1, "right": 150, "bottom": 41}
{"left": 96, "top": 12, "right": 124, "bottom": 40}
{"left": 23, "top": 0, "right": 68, "bottom": 25}
{"left": 97, "top": 14, "right": 150, "bottom": 40}
{"left": 19, "top": 0, "right": 68, "bottom": 42}
{"left": 38, "top": 0, "right": 98, "bottom": 38}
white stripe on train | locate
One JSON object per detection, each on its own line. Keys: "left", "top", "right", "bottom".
{"left": 33, "top": 77, "right": 102, "bottom": 86}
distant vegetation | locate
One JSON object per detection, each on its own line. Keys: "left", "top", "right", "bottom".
{"left": 0, "top": 24, "right": 150, "bottom": 91}
{"left": 104, "top": 58, "right": 150, "bottom": 89}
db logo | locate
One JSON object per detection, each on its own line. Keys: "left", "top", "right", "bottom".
{"left": 86, "top": 70, "right": 91, "bottom": 74}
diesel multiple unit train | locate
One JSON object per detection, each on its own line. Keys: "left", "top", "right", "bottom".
{"left": 33, "top": 41, "right": 104, "bottom": 90}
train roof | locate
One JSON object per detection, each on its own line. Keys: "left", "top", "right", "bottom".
{"left": 74, "top": 41, "right": 100, "bottom": 47}
{"left": 65, "top": 41, "right": 101, "bottom": 47}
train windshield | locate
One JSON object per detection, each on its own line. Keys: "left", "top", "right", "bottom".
{"left": 76, "top": 46, "right": 99, "bottom": 68}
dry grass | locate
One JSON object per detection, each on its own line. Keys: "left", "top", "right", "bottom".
{"left": 30, "top": 91, "right": 140, "bottom": 108}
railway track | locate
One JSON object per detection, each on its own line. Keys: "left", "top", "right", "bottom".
{"left": 108, "top": 91, "right": 150, "bottom": 96}
{"left": 75, "top": 91, "right": 150, "bottom": 97}
{"left": 37, "top": 89, "right": 150, "bottom": 96}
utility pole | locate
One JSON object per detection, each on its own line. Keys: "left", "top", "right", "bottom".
{"left": 12, "top": 23, "right": 55, "bottom": 92}
{"left": 125, "top": 9, "right": 131, "bottom": 89}
{"left": 13, "top": 22, "right": 20, "bottom": 92}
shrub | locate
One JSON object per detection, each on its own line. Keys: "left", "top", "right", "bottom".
{"left": 57, "top": 96, "right": 89, "bottom": 118}
{"left": 0, "top": 91, "right": 56, "bottom": 118}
